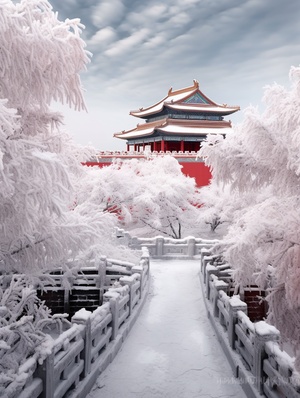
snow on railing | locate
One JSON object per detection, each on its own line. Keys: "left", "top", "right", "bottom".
{"left": 5, "top": 250, "right": 150, "bottom": 398}
{"left": 3, "top": 356, "right": 42, "bottom": 398}
{"left": 199, "top": 246, "right": 300, "bottom": 398}
{"left": 116, "top": 228, "right": 219, "bottom": 258}
{"left": 35, "top": 256, "right": 139, "bottom": 318}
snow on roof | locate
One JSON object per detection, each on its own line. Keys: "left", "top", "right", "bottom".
{"left": 115, "top": 117, "right": 232, "bottom": 139}
{"left": 115, "top": 126, "right": 156, "bottom": 139}
{"left": 129, "top": 80, "right": 240, "bottom": 119}
{"left": 166, "top": 103, "right": 239, "bottom": 114}
{"left": 159, "top": 125, "right": 232, "bottom": 135}
{"left": 130, "top": 80, "right": 202, "bottom": 118}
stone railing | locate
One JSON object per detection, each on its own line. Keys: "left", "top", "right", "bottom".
{"left": 5, "top": 248, "right": 150, "bottom": 398}
{"left": 37, "top": 256, "right": 140, "bottom": 318}
{"left": 92, "top": 150, "right": 201, "bottom": 160}
{"left": 200, "top": 247, "right": 300, "bottom": 398}
{"left": 116, "top": 228, "right": 219, "bottom": 258}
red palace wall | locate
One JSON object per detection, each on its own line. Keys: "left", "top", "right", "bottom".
{"left": 180, "top": 161, "right": 211, "bottom": 187}
{"left": 85, "top": 154, "right": 211, "bottom": 187}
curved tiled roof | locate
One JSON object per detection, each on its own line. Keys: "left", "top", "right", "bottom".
{"left": 129, "top": 80, "right": 239, "bottom": 118}
{"left": 114, "top": 118, "right": 231, "bottom": 140}
{"left": 165, "top": 103, "right": 239, "bottom": 115}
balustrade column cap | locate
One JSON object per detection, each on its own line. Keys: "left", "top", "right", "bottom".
{"left": 213, "top": 279, "right": 228, "bottom": 290}
{"left": 229, "top": 295, "right": 247, "bottom": 311}
{"left": 255, "top": 321, "right": 280, "bottom": 340}
{"left": 103, "top": 291, "right": 120, "bottom": 301}
{"left": 71, "top": 308, "right": 92, "bottom": 324}
{"left": 207, "top": 264, "right": 218, "bottom": 272}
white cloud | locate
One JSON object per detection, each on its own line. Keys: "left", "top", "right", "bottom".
{"left": 89, "top": 27, "right": 117, "bottom": 47}
{"left": 168, "top": 12, "right": 191, "bottom": 27}
{"left": 50, "top": 0, "right": 300, "bottom": 150}
{"left": 144, "top": 4, "right": 168, "bottom": 18}
{"left": 105, "top": 28, "right": 150, "bottom": 57}
{"left": 91, "top": 0, "right": 125, "bottom": 28}
{"left": 144, "top": 35, "right": 166, "bottom": 49}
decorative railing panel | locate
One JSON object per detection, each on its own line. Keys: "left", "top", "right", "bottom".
{"left": 199, "top": 246, "right": 300, "bottom": 398}
{"left": 5, "top": 357, "right": 42, "bottom": 398}
{"left": 4, "top": 249, "right": 150, "bottom": 398}
{"left": 263, "top": 341, "right": 300, "bottom": 398}
{"left": 116, "top": 228, "right": 219, "bottom": 258}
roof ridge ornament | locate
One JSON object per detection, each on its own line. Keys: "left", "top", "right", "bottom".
{"left": 168, "top": 87, "right": 173, "bottom": 95}
{"left": 193, "top": 79, "right": 199, "bottom": 88}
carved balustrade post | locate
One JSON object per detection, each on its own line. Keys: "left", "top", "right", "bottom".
{"left": 253, "top": 322, "right": 280, "bottom": 394}
{"left": 72, "top": 309, "right": 92, "bottom": 378}
{"left": 228, "top": 296, "right": 247, "bottom": 349}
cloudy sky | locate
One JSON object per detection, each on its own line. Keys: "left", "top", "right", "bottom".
{"left": 50, "top": 0, "right": 300, "bottom": 151}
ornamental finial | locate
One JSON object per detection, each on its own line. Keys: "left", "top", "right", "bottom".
{"left": 193, "top": 79, "right": 199, "bottom": 88}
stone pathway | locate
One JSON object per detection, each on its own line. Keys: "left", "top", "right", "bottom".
{"left": 87, "top": 259, "right": 246, "bottom": 398}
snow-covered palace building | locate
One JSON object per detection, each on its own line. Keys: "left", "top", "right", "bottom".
{"left": 88, "top": 80, "right": 239, "bottom": 186}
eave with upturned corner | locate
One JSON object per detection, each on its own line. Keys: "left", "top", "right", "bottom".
{"left": 114, "top": 80, "right": 239, "bottom": 153}
{"left": 114, "top": 118, "right": 232, "bottom": 140}
{"left": 91, "top": 80, "right": 240, "bottom": 184}
{"left": 129, "top": 79, "right": 240, "bottom": 119}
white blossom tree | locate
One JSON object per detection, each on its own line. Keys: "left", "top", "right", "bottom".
{"left": 0, "top": 1, "right": 127, "bottom": 386}
{"left": 0, "top": 0, "right": 120, "bottom": 275}
{"left": 82, "top": 156, "right": 203, "bottom": 239}
{"left": 126, "top": 156, "right": 202, "bottom": 239}
{"left": 200, "top": 66, "right": 300, "bottom": 366}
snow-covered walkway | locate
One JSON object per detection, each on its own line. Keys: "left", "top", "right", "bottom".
{"left": 87, "top": 259, "right": 246, "bottom": 398}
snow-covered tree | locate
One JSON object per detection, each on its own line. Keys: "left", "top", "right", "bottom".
{"left": 0, "top": 0, "right": 134, "bottom": 387}
{"left": 197, "top": 183, "right": 233, "bottom": 234}
{"left": 0, "top": 0, "right": 121, "bottom": 274}
{"left": 83, "top": 156, "right": 203, "bottom": 239}
{"left": 126, "top": 156, "right": 202, "bottom": 239}
{"left": 0, "top": 274, "right": 69, "bottom": 392}
{"left": 200, "top": 65, "right": 300, "bottom": 365}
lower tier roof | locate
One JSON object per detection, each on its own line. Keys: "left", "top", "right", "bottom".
{"left": 114, "top": 117, "right": 232, "bottom": 140}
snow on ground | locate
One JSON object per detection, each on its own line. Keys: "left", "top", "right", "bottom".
{"left": 87, "top": 259, "right": 246, "bottom": 398}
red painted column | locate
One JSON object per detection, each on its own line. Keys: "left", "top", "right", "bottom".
{"left": 154, "top": 141, "right": 157, "bottom": 151}
{"left": 180, "top": 140, "right": 184, "bottom": 152}
{"left": 161, "top": 140, "right": 165, "bottom": 152}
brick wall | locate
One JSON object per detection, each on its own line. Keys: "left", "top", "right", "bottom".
{"left": 38, "top": 289, "right": 65, "bottom": 315}
{"left": 37, "top": 288, "right": 102, "bottom": 319}
{"left": 243, "top": 288, "right": 268, "bottom": 322}
{"left": 69, "top": 289, "right": 101, "bottom": 318}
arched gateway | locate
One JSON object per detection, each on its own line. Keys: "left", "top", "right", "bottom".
{"left": 88, "top": 80, "right": 239, "bottom": 186}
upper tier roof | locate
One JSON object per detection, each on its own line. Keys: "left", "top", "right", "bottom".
{"left": 114, "top": 118, "right": 232, "bottom": 140}
{"left": 130, "top": 80, "right": 240, "bottom": 118}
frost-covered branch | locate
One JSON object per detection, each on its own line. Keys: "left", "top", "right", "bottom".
{"left": 199, "top": 65, "right": 300, "bottom": 369}
{"left": 0, "top": 1, "right": 122, "bottom": 273}
{"left": 0, "top": 275, "right": 70, "bottom": 392}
